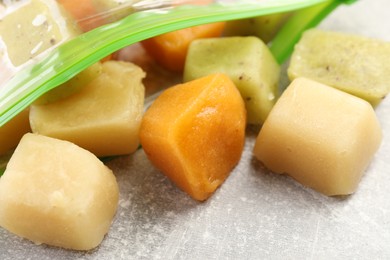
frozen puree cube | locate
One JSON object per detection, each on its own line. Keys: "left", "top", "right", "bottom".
{"left": 30, "top": 61, "right": 145, "bottom": 157}
{"left": 184, "top": 37, "right": 280, "bottom": 125}
{"left": 0, "top": 133, "right": 119, "bottom": 250}
{"left": 253, "top": 78, "right": 382, "bottom": 196}
{"left": 140, "top": 74, "right": 246, "bottom": 201}
{"left": 288, "top": 29, "right": 390, "bottom": 106}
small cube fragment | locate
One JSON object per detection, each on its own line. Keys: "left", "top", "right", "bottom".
{"left": 0, "top": 133, "right": 119, "bottom": 250}
{"left": 223, "top": 12, "right": 291, "bottom": 43}
{"left": 0, "top": 109, "right": 30, "bottom": 156}
{"left": 184, "top": 36, "right": 280, "bottom": 125}
{"left": 140, "top": 73, "right": 246, "bottom": 201}
{"left": 30, "top": 61, "right": 145, "bottom": 157}
{"left": 253, "top": 78, "right": 382, "bottom": 196}
{"left": 288, "top": 29, "right": 390, "bottom": 106}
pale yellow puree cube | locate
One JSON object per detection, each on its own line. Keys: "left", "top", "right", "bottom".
{"left": 30, "top": 61, "right": 145, "bottom": 157}
{"left": 253, "top": 78, "right": 382, "bottom": 196}
{"left": 0, "top": 133, "right": 119, "bottom": 250}
{"left": 288, "top": 29, "right": 390, "bottom": 106}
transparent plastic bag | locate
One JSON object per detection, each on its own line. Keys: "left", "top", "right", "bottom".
{"left": 0, "top": 0, "right": 181, "bottom": 87}
{"left": 0, "top": 0, "right": 356, "bottom": 128}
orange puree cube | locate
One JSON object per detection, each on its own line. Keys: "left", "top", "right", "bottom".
{"left": 140, "top": 73, "right": 246, "bottom": 201}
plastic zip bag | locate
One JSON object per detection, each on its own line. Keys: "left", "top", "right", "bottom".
{"left": 0, "top": 0, "right": 357, "bottom": 128}
{"left": 0, "top": 0, "right": 178, "bottom": 87}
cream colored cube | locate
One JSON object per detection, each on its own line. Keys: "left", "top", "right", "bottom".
{"left": 253, "top": 78, "right": 382, "bottom": 196}
{"left": 30, "top": 61, "right": 145, "bottom": 157}
{"left": 0, "top": 133, "right": 119, "bottom": 250}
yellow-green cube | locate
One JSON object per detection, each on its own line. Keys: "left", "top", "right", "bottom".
{"left": 184, "top": 36, "right": 280, "bottom": 125}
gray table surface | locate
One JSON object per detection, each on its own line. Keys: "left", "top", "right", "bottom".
{"left": 1, "top": 0, "right": 389, "bottom": 259}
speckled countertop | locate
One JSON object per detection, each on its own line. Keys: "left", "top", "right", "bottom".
{"left": 1, "top": 0, "right": 390, "bottom": 259}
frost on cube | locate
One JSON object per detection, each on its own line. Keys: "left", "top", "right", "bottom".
{"left": 253, "top": 78, "right": 382, "bottom": 196}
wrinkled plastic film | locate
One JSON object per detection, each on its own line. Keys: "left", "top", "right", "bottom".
{"left": 0, "top": 0, "right": 187, "bottom": 89}
{"left": 0, "top": 0, "right": 355, "bottom": 128}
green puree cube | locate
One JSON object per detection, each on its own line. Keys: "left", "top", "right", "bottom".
{"left": 184, "top": 37, "right": 280, "bottom": 125}
{"left": 288, "top": 29, "right": 390, "bottom": 106}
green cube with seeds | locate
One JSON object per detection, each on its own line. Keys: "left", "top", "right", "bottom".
{"left": 288, "top": 29, "right": 390, "bottom": 106}
{"left": 184, "top": 36, "right": 280, "bottom": 125}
